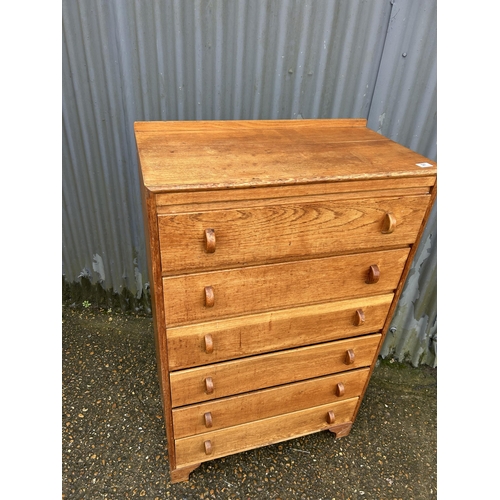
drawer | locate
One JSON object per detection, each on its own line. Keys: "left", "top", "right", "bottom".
{"left": 172, "top": 368, "right": 370, "bottom": 438}
{"left": 167, "top": 294, "right": 393, "bottom": 370}
{"left": 170, "top": 334, "right": 380, "bottom": 407}
{"left": 158, "top": 195, "right": 430, "bottom": 274}
{"left": 174, "top": 397, "right": 359, "bottom": 467}
{"left": 163, "top": 248, "right": 409, "bottom": 326}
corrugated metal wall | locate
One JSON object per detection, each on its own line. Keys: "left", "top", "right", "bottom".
{"left": 62, "top": 0, "right": 437, "bottom": 366}
{"left": 370, "top": 0, "right": 437, "bottom": 367}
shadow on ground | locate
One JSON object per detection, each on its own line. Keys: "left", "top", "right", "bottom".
{"left": 62, "top": 306, "right": 436, "bottom": 500}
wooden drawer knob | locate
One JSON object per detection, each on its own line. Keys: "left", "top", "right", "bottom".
{"left": 345, "top": 349, "right": 355, "bottom": 365}
{"left": 354, "top": 308, "right": 365, "bottom": 326}
{"left": 204, "top": 334, "right": 214, "bottom": 354}
{"left": 381, "top": 212, "right": 397, "bottom": 234}
{"left": 204, "top": 286, "right": 215, "bottom": 307}
{"left": 204, "top": 412, "right": 213, "bottom": 428}
{"left": 204, "top": 377, "right": 214, "bottom": 394}
{"left": 327, "top": 410, "right": 336, "bottom": 425}
{"left": 365, "top": 264, "right": 380, "bottom": 284}
{"left": 336, "top": 382, "right": 345, "bottom": 397}
{"left": 204, "top": 228, "right": 216, "bottom": 253}
{"left": 204, "top": 440, "right": 213, "bottom": 455}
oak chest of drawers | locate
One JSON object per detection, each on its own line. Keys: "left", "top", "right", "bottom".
{"left": 134, "top": 118, "right": 437, "bottom": 483}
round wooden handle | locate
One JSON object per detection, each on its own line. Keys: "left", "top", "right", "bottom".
{"left": 204, "top": 377, "right": 214, "bottom": 394}
{"left": 204, "top": 228, "right": 216, "bottom": 253}
{"left": 326, "top": 410, "right": 336, "bottom": 425}
{"left": 354, "top": 308, "right": 365, "bottom": 326}
{"left": 345, "top": 349, "right": 355, "bottom": 365}
{"left": 365, "top": 264, "right": 380, "bottom": 284}
{"left": 204, "top": 334, "right": 214, "bottom": 354}
{"left": 204, "top": 440, "right": 213, "bottom": 455}
{"left": 204, "top": 412, "right": 213, "bottom": 428}
{"left": 204, "top": 286, "right": 215, "bottom": 307}
{"left": 381, "top": 212, "right": 397, "bottom": 234}
{"left": 336, "top": 382, "right": 345, "bottom": 397}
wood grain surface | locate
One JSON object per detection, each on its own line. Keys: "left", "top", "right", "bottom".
{"left": 158, "top": 195, "right": 430, "bottom": 273}
{"left": 163, "top": 249, "right": 409, "bottom": 325}
{"left": 135, "top": 118, "right": 437, "bottom": 480}
{"left": 166, "top": 294, "right": 393, "bottom": 370}
{"left": 134, "top": 119, "right": 437, "bottom": 193}
{"left": 174, "top": 397, "right": 359, "bottom": 466}
{"left": 172, "top": 368, "right": 370, "bottom": 438}
{"left": 169, "top": 334, "right": 381, "bottom": 407}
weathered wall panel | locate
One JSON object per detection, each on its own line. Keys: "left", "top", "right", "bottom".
{"left": 62, "top": 0, "right": 437, "bottom": 365}
{"left": 380, "top": 203, "right": 437, "bottom": 367}
{"left": 368, "top": 0, "right": 437, "bottom": 366}
{"left": 368, "top": 0, "right": 437, "bottom": 159}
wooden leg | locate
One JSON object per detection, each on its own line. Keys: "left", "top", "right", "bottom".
{"left": 328, "top": 422, "right": 353, "bottom": 438}
{"left": 170, "top": 463, "right": 201, "bottom": 483}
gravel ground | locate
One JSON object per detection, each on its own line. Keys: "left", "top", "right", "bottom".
{"left": 62, "top": 306, "right": 437, "bottom": 500}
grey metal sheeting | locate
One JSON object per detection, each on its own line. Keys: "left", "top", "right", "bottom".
{"left": 62, "top": 0, "right": 437, "bottom": 366}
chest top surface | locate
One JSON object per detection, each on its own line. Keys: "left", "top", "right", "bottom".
{"left": 134, "top": 118, "right": 436, "bottom": 193}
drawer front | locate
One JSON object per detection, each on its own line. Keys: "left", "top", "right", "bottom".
{"left": 167, "top": 294, "right": 393, "bottom": 370}
{"left": 163, "top": 248, "right": 409, "bottom": 326}
{"left": 172, "top": 368, "right": 370, "bottom": 438}
{"left": 170, "top": 334, "right": 380, "bottom": 407}
{"left": 158, "top": 195, "right": 430, "bottom": 274}
{"left": 174, "top": 397, "right": 359, "bottom": 467}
